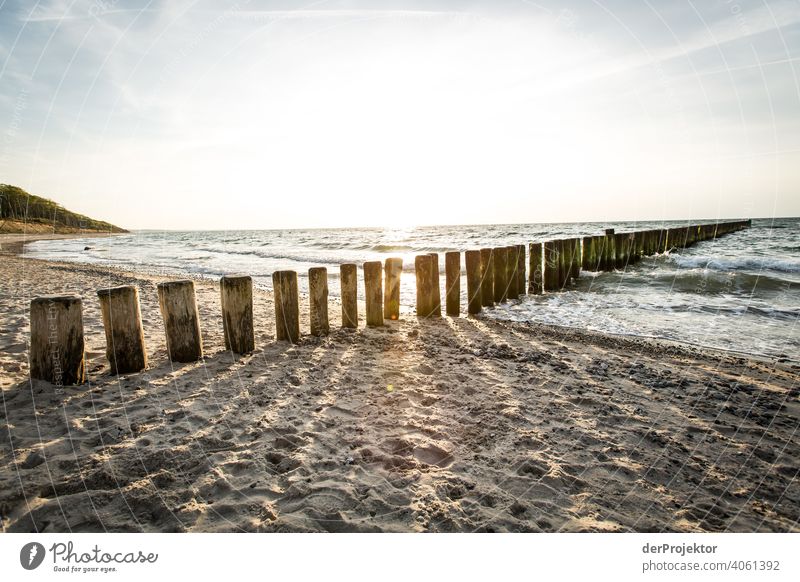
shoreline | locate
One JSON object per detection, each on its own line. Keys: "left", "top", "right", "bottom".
{"left": 8, "top": 233, "right": 793, "bottom": 366}
{"left": 1, "top": 245, "right": 798, "bottom": 533}
{"left": 0, "top": 232, "right": 122, "bottom": 256}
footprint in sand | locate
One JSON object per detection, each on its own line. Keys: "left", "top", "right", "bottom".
{"left": 412, "top": 444, "right": 454, "bottom": 467}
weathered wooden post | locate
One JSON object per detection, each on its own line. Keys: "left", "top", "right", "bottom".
{"left": 558, "top": 240, "right": 569, "bottom": 288}
{"left": 30, "top": 296, "right": 85, "bottom": 385}
{"left": 507, "top": 245, "right": 519, "bottom": 300}
{"left": 571, "top": 238, "right": 581, "bottom": 279}
{"left": 582, "top": 236, "right": 594, "bottom": 271}
{"left": 97, "top": 286, "right": 147, "bottom": 374}
{"left": 493, "top": 246, "right": 508, "bottom": 302}
{"left": 415, "top": 254, "right": 439, "bottom": 318}
{"left": 383, "top": 257, "right": 403, "bottom": 321}
{"left": 602, "top": 228, "right": 614, "bottom": 271}
{"left": 273, "top": 271, "right": 300, "bottom": 343}
{"left": 543, "top": 241, "right": 558, "bottom": 292}
{"left": 608, "top": 232, "right": 618, "bottom": 270}
{"left": 516, "top": 244, "right": 526, "bottom": 296}
{"left": 219, "top": 275, "right": 255, "bottom": 353}
{"left": 658, "top": 229, "right": 668, "bottom": 253}
{"left": 614, "top": 233, "right": 626, "bottom": 269}
{"left": 308, "top": 267, "right": 330, "bottom": 336}
{"left": 627, "top": 233, "right": 637, "bottom": 265}
{"left": 445, "top": 251, "right": 461, "bottom": 316}
{"left": 528, "top": 242, "right": 543, "bottom": 294}
{"left": 340, "top": 263, "right": 358, "bottom": 329}
{"left": 632, "top": 232, "right": 642, "bottom": 262}
{"left": 592, "top": 235, "right": 604, "bottom": 270}
{"left": 363, "top": 261, "right": 384, "bottom": 327}
{"left": 465, "top": 250, "right": 482, "bottom": 315}
{"left": 479, "top": 248, "right": 495, "bottom": 307}
{"left": 429, "top": 253, "right": 442, "bottom": 316}
{"left": 157, "top": 280, "right": 203, "bottom": 362}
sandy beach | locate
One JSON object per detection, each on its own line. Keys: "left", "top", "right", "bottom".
{"left": 0, "top": 239, "right": 798, "bottom": 533}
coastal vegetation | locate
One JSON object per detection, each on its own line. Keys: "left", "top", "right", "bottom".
{"left": 0, "top": 184, "right": 127, "bottom": 233}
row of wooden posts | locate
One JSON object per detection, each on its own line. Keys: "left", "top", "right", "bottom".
{"left": 28, "top": 220, "right": 750, "bottom": 385}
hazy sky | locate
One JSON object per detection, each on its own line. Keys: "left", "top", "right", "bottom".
{"left": 1, "top": 0, "right": 799, "bottom": 230}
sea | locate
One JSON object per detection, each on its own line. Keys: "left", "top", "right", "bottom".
{"left": 23, "top": 217, "right": 799, "bottom": 361}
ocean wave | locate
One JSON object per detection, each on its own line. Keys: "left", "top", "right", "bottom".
{"left": 370, "top": 244, "right": 415, "bottom": 252}
{"left": 669, "top": 254, "right": 800, "bottom": 274}
{"left": 646, "top": 269, "right": 796, "bottom": 294}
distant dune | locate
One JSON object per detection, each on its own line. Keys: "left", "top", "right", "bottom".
{"left": 0, "top": 184, "right": 127, "bottom": 234}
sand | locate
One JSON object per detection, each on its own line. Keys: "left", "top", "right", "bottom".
{"left": 0, "top": 239, "right": 798, "bottom": 533}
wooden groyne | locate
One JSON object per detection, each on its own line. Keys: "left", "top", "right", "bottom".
{"left": 27, "top": 219, "right": 750, "bottom": 384}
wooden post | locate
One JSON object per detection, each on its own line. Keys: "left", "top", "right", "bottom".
{"left": 543, "top": 241, "right": 558, "bottom": 292}
{"left": 558, "top": 240, "right": 569, "bottom": 288}
{"left": 582, "top": 236, "right": 594, "bottom": 271}
{"left": 340, "top": 263, "right": 358, "bottom": 329}
{"left": 429, "top": 253, "right": 442, "bottom": 317}
{"left": 507, "top": 245, "right": 519, "bottom": 300}
{"left": 603, "top": 228, "right": 615, "bottom": 271}
{"left": 363, "top": 261, "right": 384, "bottom": 327}
{"left": 219, "top": 275, "right": 255, "bottom": 353}
{"left": 592, "top": 235, "right": 604, "bottom": 271}
{"left": 609, "top": 233, "right": 618, "bottom": 270}
{"left": 658, "top": 229, "right": 668, "bottom": 253}
{"left": 465, "top": 250, "right": 482, "bottom": 315}
{"left": 479, "top": 248, "right": 494, "bottom": 307}
{"left": 617, "top": 233, "right": 629, "bottom": 269}
{"left": 493, "top": 246, "right": 508, "bottom": 302}
{"left": 632, "top": 232, "right": 641, "bottom": 262}
{"left": 571, "top": 238, "right": 581, "bottom": 279}
{"left": 414, "top": 255, "right": 434, "bottom": 317}
{"left": 516, "top": 244, "right": 526, "bottom": 296}
{"left": 445, "top": 251, "right": 461, "bottom": 316}
{"left": 308, "top": 267, "right": 330, "bottom": 336}
{"left": 383, "top": 257, "right": 402, "bottom": 321}
{"left": 97, "top": 286, "right": 147, "bottom": 374}
{"left": 157, "top": 280, "right": 203, "bottom": 362}
{"left": 615, "top": 233, "right": 624, "bottom": 269}
{"left": 30, "top": 296, "right": 85, "bottom": 385}
{"left": 528, "top": 242, "right": 543, "bottom": 294}
{"left": 273, "top": 271, "right": 300, "bottom": 343}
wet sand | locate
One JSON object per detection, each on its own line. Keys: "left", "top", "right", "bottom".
{"left": 0, "top": 245, "right": 798, "bottom": 532}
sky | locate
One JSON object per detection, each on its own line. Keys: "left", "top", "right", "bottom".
{"left": 0, "top": 0, "right": 799, "bottom": 230}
